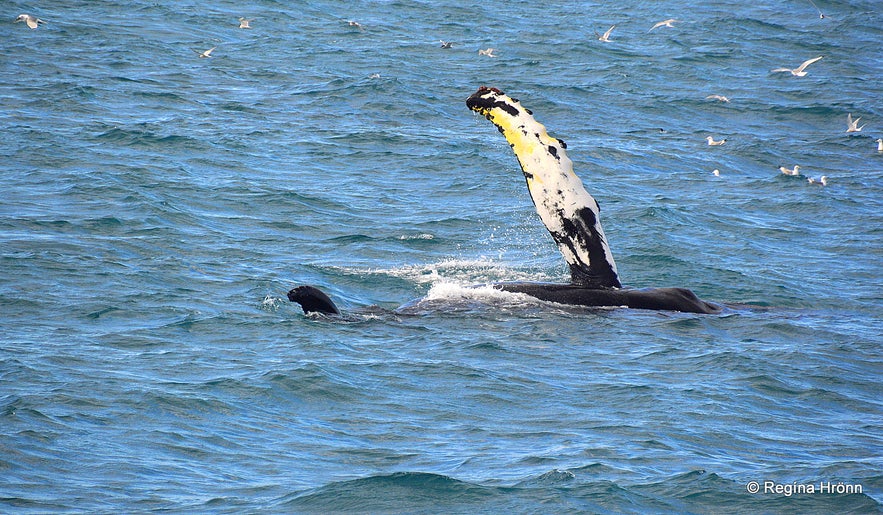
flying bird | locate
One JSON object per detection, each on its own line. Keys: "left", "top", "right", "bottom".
{"left": 846, "top": 113, "right": 866, "bottom": 133}
{"left": 14, "top": 14, "right": 45, "bottom": 29}
{"left": 771, "top": 56, "right": 823, "bottom": 77}
{"left": 807, "top": 0, "right": 826, "bottom": 19}
{"left": 649, "top": 19, "right": 677, "bottom": 31}
{"left": 479, "top": 48, "right": 497, "bottom": 57}
{"left": 596, "top": 25, "right": 615, "bottom": 42}
{"left": 193, "top": 46, "right": 216, "bottom": 58}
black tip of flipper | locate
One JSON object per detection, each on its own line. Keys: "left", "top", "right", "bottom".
{"left": 287, "top": 285, "right": 340, "bottom": 315}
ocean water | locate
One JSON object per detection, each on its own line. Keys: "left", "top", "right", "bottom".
{"left": 2, "top": 0, "right": 881, "bottom": 513}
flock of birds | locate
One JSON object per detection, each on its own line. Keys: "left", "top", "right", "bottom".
{"left": 438, "top": 13, "right": 877, "bottom": 189}
{"left": 436, "top": 40, "right": 497, "bottom": 58}
{"left": 14, "top": 6, "right": 878, "bottom": 188}
{"left": 580, "top": 12, "right": 877, "bottom": 188}
{"left": 481, "top": 8, "right": 873, "bottom": 190}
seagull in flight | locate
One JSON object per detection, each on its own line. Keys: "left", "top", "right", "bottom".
{"left": 15, "top": 14, "right": 45, "bottom": 29}
{"left": 439, "top": 40, "right": 453, "bottom": 48}
{"left": 649, "top": 19, "right": 677, "bottom": 31}
{"left": 478, "top": 48, "right": 497, "bottom": 57}
{"left": 596, "top": 25, "right": 615, "bottom": 42}
{"left": 807, "top": 0, "right": 826, "bottom": 19}
{"left": 193, "top": 46, "right": 216, "bottom": 58}
{"left": 846, "top": 113, "right": 866, "bottom": 133}
{"left": 772, "top": 56, "right": 823, "bottom": 76}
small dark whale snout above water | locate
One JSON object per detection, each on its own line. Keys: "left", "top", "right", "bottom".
{"left": 289, "top": 86, "right": 721, "bottom": 316}
{"left": 288, "top": 285, "right": 340, "bottom": 315}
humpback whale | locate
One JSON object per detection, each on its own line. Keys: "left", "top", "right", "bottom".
{"left": 289, "top": 86, "right": 721, "bottom": 316}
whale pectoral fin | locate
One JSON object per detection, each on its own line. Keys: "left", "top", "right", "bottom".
{"left": 563, "top": 206, "right": 622, "bottom": 289}
{"left": 568, "top": 264, "right": 621, "bottom": 290}
{"left": 466, "top": 86, "right": 622, "bottom": 289}
{"left": 288, "top": 285, "right": 340, "bottom": 315}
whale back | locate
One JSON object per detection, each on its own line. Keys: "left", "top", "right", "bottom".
{"left": 466, "top": 87, "right": 621, "bottom": 289}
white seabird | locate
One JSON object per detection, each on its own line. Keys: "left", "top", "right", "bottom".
{"left": 706, "top": 136, "right": 727, "bottom": 146}
{"left": 596, "top": 25, "right": 615, "bottom": 42}
{"left": 876, "top": 138, "right": 882, "bottom": 152}
{"left": 649, "top": 19, "right": 677, "bottom": 31}
{"left": 846, "top": 113, "right": 866, "bottom": 133}
{"left": 238, "top": 18, "right": 254, "bottom": 29}
{"left": 193, "top": 46, "right": 216, "bottom": 58}
{"left": 807, "top": 176, "right": 827, "bottom": 186}
{"left": 778, "top": 165, "right": 800, "bottom": 176}
{"left": 807, "top": 0, "right": 826, "bottom": 19}
{"left": 478, "top": 48, "right": 497, "bottom": 57}
{"left": 15, "top": 14, "right": 45, "bottom": 29}
{"left": 771, "top": 56, "right": 823, "bottom": 77}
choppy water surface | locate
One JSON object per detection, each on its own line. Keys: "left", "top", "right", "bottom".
{"left": 2, "top": 0, "right": 881, "bottom": 513}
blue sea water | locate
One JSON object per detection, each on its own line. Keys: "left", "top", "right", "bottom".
{"left": 2, "top": 0, "right": 882, "bottom": 513}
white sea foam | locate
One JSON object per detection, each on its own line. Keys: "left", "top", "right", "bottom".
{"left": 260, "top": 294, "right": 284, "bottom": 311}
{"left": 361, "top": 258, "right": 558, "bottom": 286}
{"left": 329, "top": 257, "right": 556, "bottom": 285}
{"left": 422, "top": 281, "right": 532, "bottom": 304}
{"left": 397, "top": 233, "right": 434, "bottom": 241}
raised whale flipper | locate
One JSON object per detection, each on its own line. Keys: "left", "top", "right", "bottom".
{"left": 288, "top": 285, "right": 340, "bottom": 315}
{"left": 466, "top": 86, "right": 621, "bottom": 289}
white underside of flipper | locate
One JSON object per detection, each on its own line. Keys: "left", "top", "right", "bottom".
{"left": 466, "top": 87, "right": 621, "bottom": 289}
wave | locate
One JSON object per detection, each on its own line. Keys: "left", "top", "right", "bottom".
{"left": 275, "top": 469, "right": 882, "bottom": 513}
{"left": 262, "top": 362, "right": 362, "bottom": 405}
{"left": 276, "top": 472, "right": 505, "bottom": 513}
{"left": 92, "top": 125, "right": 207, "bottom": 151}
